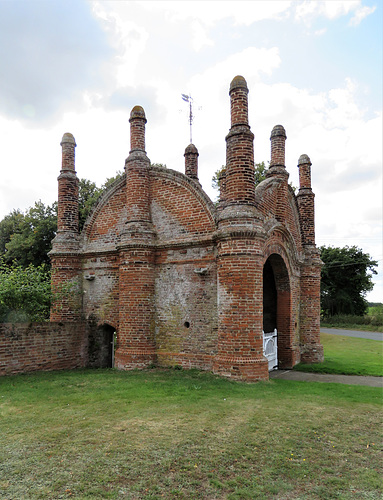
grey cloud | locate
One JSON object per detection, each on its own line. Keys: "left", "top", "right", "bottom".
{"left": 104, "top": 86, "right": 163, "bottom": 123}
{"left": 315, "top": 158, "right": 380, "bottom": 194}
{"left": 0, "top": 0, "right": 114, "bottom": 124}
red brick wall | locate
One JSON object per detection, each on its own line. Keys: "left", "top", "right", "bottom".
{"left": 0, "top": 323, "right": 88, "bottom": 376}
{"left": 154, "top": 246, "right": 218, "bottom": 370}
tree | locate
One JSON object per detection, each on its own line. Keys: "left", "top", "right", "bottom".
{"left": 0, "top": 209, "right": 24, "bottom": 255}
{"left": 0, "top": 259, "right": 52, "bottom": 322}
{"left": 320, "top": 245, "right": 378, "bottom": 317}
{"left": 3, "top": 201, "right": 57, "bottom": 267}
{"left": 78, "top": 178, "right": 102, "bottom": 231}
{"left": 0, "top": 258, "right": 78, "bottom": 322}
{"left": 0, "top": 174, "right": 123, "bottom": 267}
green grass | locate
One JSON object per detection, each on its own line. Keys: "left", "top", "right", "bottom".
{"left": 0, "top": 368, "right": 382, "bottom": 499}
{"left": 294, "top": 332, "right": 383, "bottom": 376}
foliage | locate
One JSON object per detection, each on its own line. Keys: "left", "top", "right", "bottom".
{"left": 151, "top": 163, "right": 167, "bottom": 169}
{"left": 0, "top": 209, "right": 24, "bottom": 256}
{"left": 0, "top": 259, "right": 52, "bottom": 322}
{"left": 294, "top": 332, "right": 383, "bottom": 376}
{"left": 0, "top": 171, "right": 125, "bottom": 268}
{"left": 0, "top": 201, "right": 57, "bottom": 267}
{"left": 0, "top": 369, "right": 381, "bottom": 499}
{"left": 78, "top": 178, "right": 102, "bottom": 231}
{"left": 368, "top": 304, "right": 383, "bottom": 316}
{"left": 211, "top": 165, "right": 225, "bottom": 191}
{"left": 321, "top": 313, "right": 383, "bottom": 332}
{"left": 320, "top": 245, "right": 378, "bottom": 317}
{"left": 0, "top": 259, "right": 78, "bottom": 323}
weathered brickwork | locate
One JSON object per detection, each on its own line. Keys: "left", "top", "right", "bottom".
{"left": 0, "top": 322, "right": 114, "bottom": 376}
{"left": 0, "top": 323, "right": 87, "bottom": 376}
{"left": 47, "top": 75, "right": 323, "bottom": 382}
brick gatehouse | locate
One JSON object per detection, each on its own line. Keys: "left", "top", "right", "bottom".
{"left": 50, "top": 75, "right": 323, "bottom": 381}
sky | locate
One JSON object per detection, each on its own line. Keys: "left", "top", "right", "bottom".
{"left": 0, "top": 0, "right": 382, "bottom": 302}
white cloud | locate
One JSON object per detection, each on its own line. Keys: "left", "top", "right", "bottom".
{"left": 190, "top": 20, "right": 214, "bottom": 51}
{"left": 294, "top": 0, "right": 376, "bottom": 26}
{"left": 349, "top": 5, "right": 377, "bottom": 26}
{"left": 0, "top": 0, "right": 114, "bottom": 124}
{"left": 137, "top": 1, "right": 292, "bottom": 26}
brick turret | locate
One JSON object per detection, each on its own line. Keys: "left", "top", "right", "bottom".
{"left": 57, "top": 133, "right": 79, "bottom": 234}
{"left": 266, "top": 125, "right": 289, "bottom": 221}
{"left": 184, "top": 143, "right": 199, "bottom": 181}
{"left": 49, "top": 133, "right": 81, "bottom": 321}
{"left": 124, "top": 106, "right": 151, "bottom": 226}
{"left": 224, "top": 76, "right": 255, "bottom": 205}
{"left": 269, "top": 125, "right": 287, "bottom": 170}
{"left": 297, "top": 154, "right": 315, "bottom": 246}
{"left": 214, "top": 76, "right": 268, "bottom": 381}
{"left": 296, "top": 154, "right": 324, "bottom": 364}
{"left": 116, "top": 105, "right": 156, "bottom": 370}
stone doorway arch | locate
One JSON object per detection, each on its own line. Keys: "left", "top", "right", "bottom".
{"left": 263, "top": 254, "right": 292, "bottom": 369}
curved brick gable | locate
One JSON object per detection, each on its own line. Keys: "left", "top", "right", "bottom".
{"left": 255, "top": 178, "right": 303, "bottom": 255}
{"left": 150, "top": 167, "right": 216, "bottom": 243}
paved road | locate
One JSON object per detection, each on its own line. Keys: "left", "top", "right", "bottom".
{"left": 321, "top": 327, "right": 383, "bottom": 342}
{"left": 269, "top": 370, "right": 383, "bottom": 388}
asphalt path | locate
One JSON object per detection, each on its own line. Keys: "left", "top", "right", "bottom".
{"left": 269, "top": 370, "right": 383, "bottom": 387}
{"left": 269, "top": 327, "right": 382, "bottom": 387}
{"left": 320, "top": 327, "right": 383, "bottom": 342}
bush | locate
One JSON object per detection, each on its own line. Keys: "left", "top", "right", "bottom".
{"left": 0, "top": 260, "right": 52, "bottom": 322}
{"left": 321, "top": 313, "right": 383, "bottom": 328}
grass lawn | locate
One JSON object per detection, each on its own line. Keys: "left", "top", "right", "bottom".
{"left": 0, "top": 368, "right": 382, "bottom": 499}
{"left": 294, "top": 332, "right": 383, "bottom": 377}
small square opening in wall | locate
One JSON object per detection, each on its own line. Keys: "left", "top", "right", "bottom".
{"left": 184, "top": 321, "right": 190, "bottom": 328}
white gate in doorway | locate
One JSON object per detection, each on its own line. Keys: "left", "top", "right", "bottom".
{"left": 263, "top": 329, "right": 278, "bottom": 371}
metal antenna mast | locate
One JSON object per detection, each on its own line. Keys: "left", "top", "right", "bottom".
{"left": 181, "top": 93, "right": 193, "bottom": 144}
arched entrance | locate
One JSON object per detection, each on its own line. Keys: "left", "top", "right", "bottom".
{"left": 263, "top": 254, "right": 292, "bottom": 369}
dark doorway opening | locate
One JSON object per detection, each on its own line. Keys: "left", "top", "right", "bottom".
{"left": 263, "top": 254, "right": 292, "bottom": 369}
{"left": 263, "top": 259, "right": 277, "bottom": 333}
{"left": 88, "top": 323, "right": 115, "bottom": 368}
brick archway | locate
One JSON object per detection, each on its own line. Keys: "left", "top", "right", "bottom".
{"left": 263, "top": 254, "right": 292, "bottom": 369}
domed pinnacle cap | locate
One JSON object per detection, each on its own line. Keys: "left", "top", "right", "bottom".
{"left": 60, "top": 132, "right": 76, "bottom": 146}
{"left": 298, "top": 154, "right": 312, "bottom": 166}
{"left": 270, "top": 125, "right": 286, "bottom": 139}
{"left": 129, "top": 105, "right": 147, "bottom": 123}
{"left": 184, "top": 143, "right": 199, "bottom": 155}
{"left": 229, "top": 75, "right": 248, "bottom": 93}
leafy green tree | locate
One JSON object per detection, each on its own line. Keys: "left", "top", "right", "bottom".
{"left": 0, "top": 259, "right": 52, "bottom": 322}
{"left": 0, "top": 209, "right": 24, "bottom": 255}
{"left": 100, "top": 170, "right": 124, "bottom": 190}
{"left": 4, "top": 201, "right": 57, "bottom": 267}
{"left": 320, "top": 245, "right": 378, "bottom": 317}
{"left": 78, "top": 178, "right": 102, "bottom": 231}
